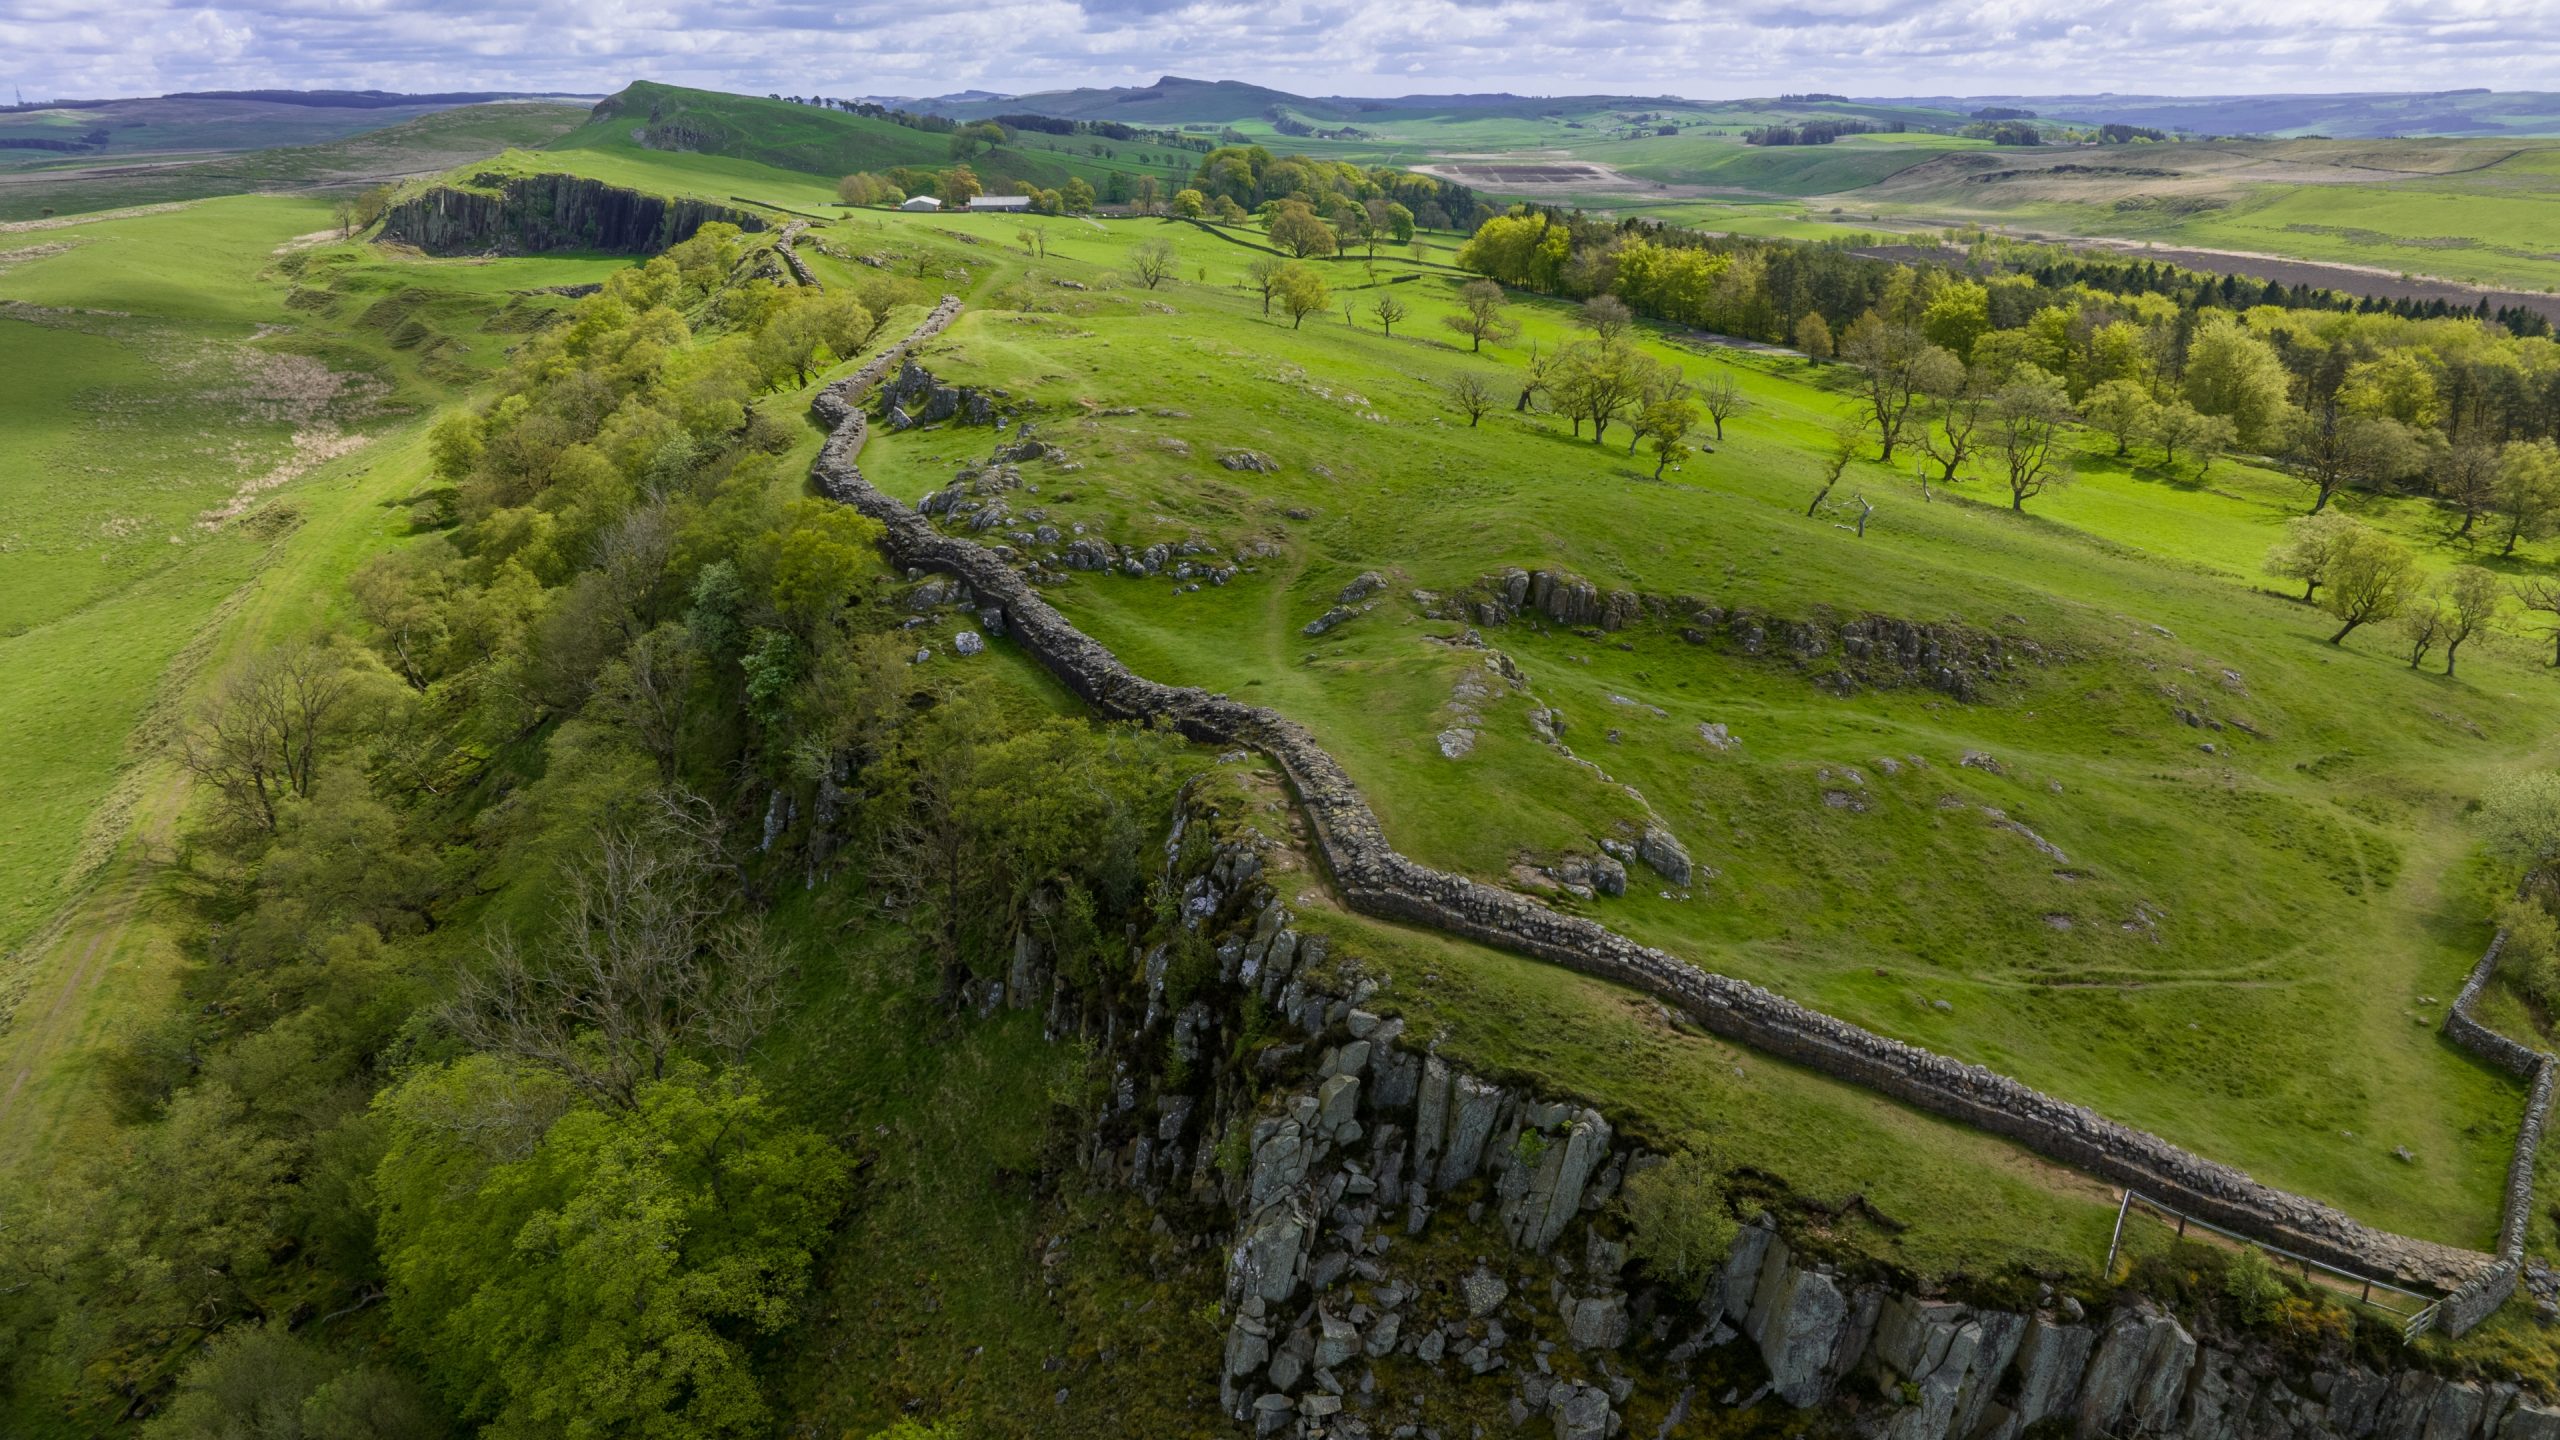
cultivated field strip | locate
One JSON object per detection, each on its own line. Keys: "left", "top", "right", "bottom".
{"left": 811, "top": 299, "right": 2515, "bottom": 1318}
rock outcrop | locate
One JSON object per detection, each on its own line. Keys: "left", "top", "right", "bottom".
{"left": 376, "top": 172, "right": 765, "bottom": 255}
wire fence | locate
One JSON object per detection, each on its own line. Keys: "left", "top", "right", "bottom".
{"left": 2103, "top": 1189, "right": 2447, "bottom": 1341}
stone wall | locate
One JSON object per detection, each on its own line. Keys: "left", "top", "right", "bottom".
{"left": 376, "top": 172, "right": 766, "bottom": 256}
{"left": 2437, "top": 927, "right": 2558, "bottom": 1334}
{"left": 1021, "top": 776, "right": 2560, "bottom": 1440}
{"left": 772, "top": 221, "right": 820, "bottom": 289}
{"left": 807, "top": 299, "right": 2505, "bottom": 1317}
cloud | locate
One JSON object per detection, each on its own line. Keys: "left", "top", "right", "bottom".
{"left": 9, "top": 0, "right": 2560, "bottom": 101}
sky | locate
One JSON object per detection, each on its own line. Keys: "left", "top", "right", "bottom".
{"left": 9, "top": 0, "right": 2560, "bottom": 104}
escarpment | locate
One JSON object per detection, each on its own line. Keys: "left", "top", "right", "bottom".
{"left": 376, "top": 172, "right": 767, "bottom": 256}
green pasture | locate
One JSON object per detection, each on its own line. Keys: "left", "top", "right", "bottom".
{"left": 836, "top": 206, "right": 2560, "bottom": 1249}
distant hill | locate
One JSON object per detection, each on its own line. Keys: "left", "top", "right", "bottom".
{"left": 923, "top": 75, "right": 1358, "bottom": 125}
{"left": 1858, "top": 90, "right": 2560, "bottom": 138}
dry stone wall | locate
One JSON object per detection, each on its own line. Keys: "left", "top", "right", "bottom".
{"left": 2437, "top": 929, "right": 2558, "bottom": 1334}
{"left": 809, "top": 299, "right": 2503, "bottom": 1316}
{"left": 1022, "top": 779, "right": 2560, "bottom": 1440}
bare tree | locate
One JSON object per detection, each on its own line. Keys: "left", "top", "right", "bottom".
{"left": 2516, "top": 575, "right": 2560, "bottom": 666}
{"left": 1244, "top": 255, "right": 1286, "bottom": 316}
{"left": 1805, "top": 423, "right": 1866, "bottom": 518}
{"left": 1445, "top": 372, "right": 1496, "bottom": 428}
{"left": 1578, "top": 294, "right": 1634, "bottom": 347}
{"left": 1697, "top": 369, "right": 1751, "bottom": 441}
{"left": 446, "top": 797, "right": 787, "bottom": 1107}
{"left": 1369, "top": 292, "right": 1410, "bottom": 337}
{"left": 596, "top": 624, "right": 698, "bottom": 781}
{"left": 1129, "top": 238, "right": 1178, "bottom": 290}
{"left": 182, "top": 641, "right": 352, "bottom": 832}
{"left": 1441, "top": 279, "right": 1518, "bottom": 353}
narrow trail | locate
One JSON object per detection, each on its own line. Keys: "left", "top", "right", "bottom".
{"left": 808, "top": 299, "right": 2514, "bottom": 1308}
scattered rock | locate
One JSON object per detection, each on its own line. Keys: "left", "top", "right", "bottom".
{"left": 953, "top": 630, "right": 985, "bottom": 657}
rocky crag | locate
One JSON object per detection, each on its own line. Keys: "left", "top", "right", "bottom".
{"left": 976, "top": 770, "right": 2560, "bottom": 1439}
{"left": 375, "top": 171, "right": 766, "bottom": 256}
{"left": 807, "top": 301, "right": 2517, "bottom": 1317}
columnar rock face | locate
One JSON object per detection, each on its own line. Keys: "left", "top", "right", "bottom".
{"left": 376, "top": 172, "right": 766, "bottom": 255}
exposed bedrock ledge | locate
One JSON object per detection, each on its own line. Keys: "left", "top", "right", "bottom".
{"left": 376, "top": 172, "right": 766, "bottom": 256}
{"left": 809, "top": 298, "right": 2501, "bottom": 1310}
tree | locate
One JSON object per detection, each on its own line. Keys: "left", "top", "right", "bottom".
{"left": 1130, "top": 238, "right": 1178, "bottom": 290}
{"left": 1987, "top": 365, "right": 2073, "bottom": 512}
{"left": 1441, "top": 279, "right": 1518, "bottom": 353}
{"left": 1793, "top": 311, "right": 1834, "bottom": 359}
{"left": 1445, "top": 371, "right": 1496, "bottom": 427}
{"left": 1839, "top": 313, "right": 1944, "bottom": 463}
{"left": 1244, "top": 254, "right": 1287, "bottom": 316}
{"left": 1549, "top": 341, "right": 1652, "bottom": 446}
{"left": 447, "top": 802, "right": 789, "bottom": 1109}
{"left": 836, "top": 172, "right": 899, "bottom": 206}
{"left": 2181, "top": 313, "right": 2293, "bottom": 448}
{"left": 2398, "top": 591, "right": 2449, "bottom": 670}
{"left": 937, "top": 164, "right": 982, "bottom": 205}
{"left": 1578, "top": 294, "right": 1634, "bottom": 346}
{"left": 1636, "top": 392, "right": 1702, "bottom": 478}
{"left": 2287, "top": 409, "right": 2424, "bottom": 515}
{"left": 147, "top": 1322, "right": 440, "bottom": 1440}
{"left": 1911, "top": 351, "right": 1978, "bottom": 483}
{"left": 2147, "top": 398, "right": 2231, "bottom": 476}
{"left": 374, "top": 1058, "right": 847, "bottom": 1440}
{"left": 2265, "top": 510, "right": 2363, "bottom": 603}
{"left": 2319, "top": 526, "right": 2419, "bottom": 644}
{"left": 1272, "top": 263, "right": 1329, "bottom": 329}
{"left": 1267, "top": 202, "right": 1336, "bottom": 259}
{"left": 2435, "top": 565, "right": 2503, "bottom": 675}
{"left": 2082, "top": 378, "right": 2158, "bottom": 458}
{"left": 1369, "top": 291, "right": 1409, "bottom": 336}
{"left": 2496, "top": 440, "right": 2560, "bottom": 556}
{"left": 2479, "top": 772, "right": 2560, "bottom": 890}
{"left": 1805, "top": 422, "right": 1866, "bottom": 517}
{"left": 2434, "top": 443, "right": 2502, "bottom": 543}
{"left": 1696, "top": 369, "right": 1749, "bottom": 441}
{"left": 2516, "top": 576, "right": 2560, "bottom": 666}
{"left": 1171, "top": 187, "right": 1205, "bottom": 218}
{"left": 1061, "top": 176, "right": 1096, "bottom": 213}
{"left": 183, "top": 640, "right": 353, "bottom": 833}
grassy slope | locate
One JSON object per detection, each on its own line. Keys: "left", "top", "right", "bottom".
{"left": 0, "top": 102, "right": 589, "bottom": 222}
{"left": 836, "top": 207, "right": 2559, "bottom": 1250}
{"left": 556, "top": 82, "right": 1206, "bottom": 200}
{"left": 0, "top": 196, "right": 608, "bottom": 1177}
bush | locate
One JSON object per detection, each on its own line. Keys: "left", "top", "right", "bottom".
{"left": 2501, "top": 895, "right": 2560, "bottom": 1009}
{"left": 2222, "top": 1244, "right": 2291, "bottom": 1325}
{"left": 1619, "top": 1150, "right": 1739, "bottom": 1295}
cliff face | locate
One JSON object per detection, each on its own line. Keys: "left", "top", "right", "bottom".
{"left": 375, "top": 172, "right": 766, "bottom": 255}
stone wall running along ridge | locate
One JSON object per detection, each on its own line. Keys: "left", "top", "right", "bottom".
{"left": 376, "top": 171, "right": 767, "bottom": 256}
{"left": 806, "top": 299, "right": 2509, "bottom": 1321}
{"left": 772, "top": 221, "right": 821, "bottom": 289}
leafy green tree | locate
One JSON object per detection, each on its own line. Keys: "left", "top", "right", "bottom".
{"left": 2181, "top": 313, "right": 2292, "bottom": 448}
{"left": 1272, "top": 262, "right": 1330, "bottom": 329}
{"left": 2481, "top": 772, "right": 2560, "bottom": 890}
{"left": 767, "top": 497, "right": 885, "bottom": 638}
{"left": 936, "top": 164, "right": 983, "bottom": 205}
{"left": 374, "top": 1058, "right": 848, "bottom": 1440}
{"left": 1987, "top": 365, "right": 2073, "bottom": 511}
{"left": 1839, "top": 313, "right": 1947, "bottom": 463}
{"left": 1267, "top": 202, "right": 1336, "bottom": 259}
{"left": 2082, "top": 378, "right": 2158, "bottom": 458}
{"left": 2265, "top": 510, "right": 2362, "bottom": 603}
{"left": 2287, "top": 409, "right": 2424, "bottom": 515}
{"left": 2496, "top": 439, "right": 2560, "bottom": 557}
{"left": 1793, "top": 311, "right": 1834, "bottom": 359}
{"left": 1919, "top": 279, "right": 1990, "bottom": 363}
{"left": 2435, "top": 565, "right": 2504, "bottom": 676}
{"left": 2146, "top": 399, "right": 2233, "bottom": 476}
{"left": 1171, "top": 187, "right": 1205, "bottom": 217}
{"left": 1061, "top": 176, "right": 1096, "bottom": 213}
{"left": 1636, "top": 391, "right": 1702, "bottom": 478}
{"left": 2318, "top": 525, "right": 2418, "bottom": 644}
{"left": 146, "top": 1322, "right": 443, "bottom": 1440}
{"left": 1441, "top": 279, "right": 1518, "bottom": 353}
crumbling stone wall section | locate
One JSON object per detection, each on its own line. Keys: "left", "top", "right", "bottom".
{"left": 2437, "top": 928, "right": 2557, "bottom": 1334}
{"left": 376, "top": 172, "right": 766, "bottom": 255}
{"left": 809, "top": 299, "right": 2502, "bottom": 1317}
{"left": 772, "top": 221, "right": 820, "bottom": 289}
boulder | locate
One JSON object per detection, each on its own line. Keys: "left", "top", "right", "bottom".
{"left": 952, "top": 630, "right": 985, "bottom": 656}
{"left": 1744, "top": 1238, "right": 1852, "bottom": 1407}
{"left": 1549, "top": 1380, "right": 1617, "bottom": 1440}
{"left": 1219, "top": 448, "right": 1279, "bottom": 472}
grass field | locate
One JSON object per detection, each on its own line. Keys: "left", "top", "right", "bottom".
{"left": 0, "top": 193, "right": 603, "bottom": 1179}
{"left": 818, "top": 206, "right": 2560, "bottom": 1253}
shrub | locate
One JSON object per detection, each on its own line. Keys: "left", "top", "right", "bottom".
{"left": 2222, "top": 1244, "right": 2291, "bottom": 1325}
{"left": 1619, "top": 1150, "right": 1739, "bottom": 1296}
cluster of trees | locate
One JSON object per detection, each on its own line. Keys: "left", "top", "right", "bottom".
{"left": 0, "top": 223, "right": 1193, "bottom": 1435}
{"left": 1962, "top": 119, "right": 2045, "bottom": 145}
{"left": 1459, "top": 208, "right": 2560, "bottom": 526}
{"left": 1186, "top": 144, "right": 1489, "bottom": 234}
{"left": 1743, "top": 119, "right": 1885, "bottom": 145}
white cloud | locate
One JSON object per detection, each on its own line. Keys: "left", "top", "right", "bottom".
{"left": 8, "top": 0, "right": 2560, "bottom": 101}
